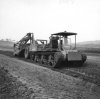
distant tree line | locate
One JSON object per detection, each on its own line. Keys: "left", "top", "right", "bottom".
{"left": 0, "top": 38, "right": 16, "bottom": 42}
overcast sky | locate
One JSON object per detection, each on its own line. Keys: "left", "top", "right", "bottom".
{"left": 0, "top": 0, "right": 100, "bottom": 42}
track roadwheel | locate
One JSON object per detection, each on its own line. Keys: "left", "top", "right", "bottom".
{"left": 48, "top": 55, "right": 53, "bottom": 66}
{"left": 24, "top": 47, "right": 30, "bottom": 59}
{"left": 40, "top": 55, "right": 44, "bottom": 64}
{"left": 30, "top": 54, "right": 34, "bottom": 61}
{"left": 34, "top": 55, "right": 39, "bottom": 63}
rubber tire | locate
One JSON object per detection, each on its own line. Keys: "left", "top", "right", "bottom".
{"left": 24, "top": 47, "right": 30, "bottom": 59}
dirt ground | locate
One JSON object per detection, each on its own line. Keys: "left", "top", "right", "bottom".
{"left": 0, "top": 54, "right": 100, "bottom": 99}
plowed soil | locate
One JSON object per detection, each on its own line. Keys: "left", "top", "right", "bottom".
{"left": 0, "top": 50, "right": 100, "bottom": 99}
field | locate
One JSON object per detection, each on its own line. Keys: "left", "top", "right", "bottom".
{"left": 0, "top": 40, "right": 14, "bottom": 51}
{"left": 77, "top": 40, "right": 100, "bottom": 53}
{"left": 0, "top": 40, "right": 100, "bottom": 99}
{"left": 0, "top": 54, "right": 100, "bottom": 99}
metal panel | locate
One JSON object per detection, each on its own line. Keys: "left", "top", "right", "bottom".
{"left": 68, "top": 52, "right": 82, "bottom": 61}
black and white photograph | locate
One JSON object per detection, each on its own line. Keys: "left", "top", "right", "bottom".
{"left": 0, "top": 0, "right": 100, "bottom": 99}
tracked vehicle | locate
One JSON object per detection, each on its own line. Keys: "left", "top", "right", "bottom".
{"left": 13, "top": 31, "right": 87, "bottom": 67}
